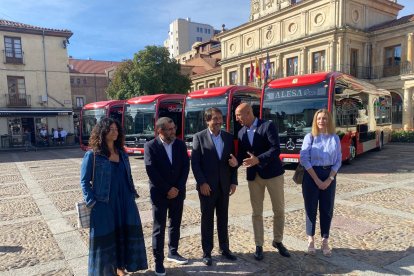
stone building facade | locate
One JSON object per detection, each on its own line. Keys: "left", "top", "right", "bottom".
{"left": 192, "top": 0, "right": 414, "bottom": 129}
{"left": 0, "top": 19, "right": 73, "bottom": 148}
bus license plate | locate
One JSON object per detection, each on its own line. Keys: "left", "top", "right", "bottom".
{"left": 134, "top": 151, "right": 143, "bottom": 155}
{"left": 283, "top": 158, "right": 298, "bottom": 163}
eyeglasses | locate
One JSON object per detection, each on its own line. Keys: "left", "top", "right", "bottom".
{"left": 162, "top": 126, "right": 176, "bottom": 131}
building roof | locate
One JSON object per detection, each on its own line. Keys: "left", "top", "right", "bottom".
{"left": 69, "top": 59, "right": 121, "bottom": 74}
{"left": 190, "top": 66, "right": 221, "bottom": 79}
{"left": 0, "top": 19, "right": 73, "bottom": 38}
{"left": 368, "top": 14, "right": 414, "bottom": 32}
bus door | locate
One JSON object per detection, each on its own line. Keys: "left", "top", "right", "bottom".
{"left": 230, "top": 92, "right": 261, "bottom": 138}
{"left": 158, "top": 100, "right": 184, "bottom": 139}
{"left": 230, "top": 92, "right": 261, "bottom": 153}
{"left": 109, "top": 104, "right": 124, "bottom": 124}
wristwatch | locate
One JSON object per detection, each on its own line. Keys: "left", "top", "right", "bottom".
{"left": 329, "top": 176, "right": 335, "bottom": 181}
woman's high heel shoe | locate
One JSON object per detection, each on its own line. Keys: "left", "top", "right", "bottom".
{"left": 321, "top": 240, "right": 332, "bottom": 257}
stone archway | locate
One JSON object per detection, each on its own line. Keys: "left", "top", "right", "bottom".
{"left": 390, "top": 91, "right": 403, "bottom": 124}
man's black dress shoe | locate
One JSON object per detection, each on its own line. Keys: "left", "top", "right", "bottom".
{"left": 272, "top": 241, "right": 291, "bottom": 257}
{"left": 254, "top": 246, "right": 264, "bottom": 260}
{"left": 202, "top": 254, "right": 212, "bottom": 266}
{"left": 220, "top": 249, "right": 237, "bottom": 261}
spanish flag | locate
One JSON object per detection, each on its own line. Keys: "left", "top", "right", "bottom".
{"left": 255, "top": 57, "right": 260, "bottom": 80}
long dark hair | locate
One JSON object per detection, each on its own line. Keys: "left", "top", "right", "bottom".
{"left": 88, "top": 118, "right": 125, "bottom": 157}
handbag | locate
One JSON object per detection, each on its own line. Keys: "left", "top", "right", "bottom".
{"left": 76, "top": 152, "right": 95, "bottom": 228}
{"left": 292, "top": 135, "right": 313, "bottom": 184}
{"left": 292, "top": 164, "right": 305, "bottom": 184}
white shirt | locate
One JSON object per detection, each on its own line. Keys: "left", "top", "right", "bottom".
{"left": 247, "top": 118, "right": 258, "bottom": 146}
{"left": 53, "top": 130, "right": 59, "bottom": 138}
{"left": 160, "top": 137, "right": 174, "bottom": 164}
{"left": 40, "top": 129, "right": 47, "bottom": 137}
{"left": 60, "top": 130, "right": 67, "bottom": 137}
{"left": 208, "top": 128, "right": 223, "bottom": 160}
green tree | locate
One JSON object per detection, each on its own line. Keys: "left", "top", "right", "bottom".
{"left": 106, "top": 46, "right": 191, "bottom": 99}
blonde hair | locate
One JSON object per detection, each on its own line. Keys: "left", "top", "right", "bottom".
{"left": 311, "top": 109, "right": 335, "bottom": 136}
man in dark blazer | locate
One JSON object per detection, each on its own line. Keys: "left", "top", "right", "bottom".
{"left": 144, "top": 117, "right": 190, "bottom": 276}
{"left": 235, "top": 103, "right": 290, "bottom": 261}
{"left": 191, "top": 107, "right": 238, "bottom": 266}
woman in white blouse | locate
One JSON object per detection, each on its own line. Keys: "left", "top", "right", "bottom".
{"left": 300, "top": 109, "right": 342, "bottom": 257}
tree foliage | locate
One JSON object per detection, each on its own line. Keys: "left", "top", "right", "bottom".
{"left": 106, "top": 46, "right": 191, "bottom": 99}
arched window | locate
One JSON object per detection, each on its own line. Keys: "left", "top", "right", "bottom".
{"left": 391, "top": 92, "right": 402, "bottom": 124}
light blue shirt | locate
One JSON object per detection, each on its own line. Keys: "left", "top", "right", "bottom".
{"left": 160, "top": 137, "right": 174, "bottom": 164}
{"left": 208, "top": 129, "right": 223, "bottom": 160}
{"left": 247, "top": 118, "right": 258, "bottom": 146}
{"left": 300, "top": 133, "right": 342, "bottom": 173}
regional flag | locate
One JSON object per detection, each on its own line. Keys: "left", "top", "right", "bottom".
{"left": 255, "top": 57, "right": 261, "bottom": 80}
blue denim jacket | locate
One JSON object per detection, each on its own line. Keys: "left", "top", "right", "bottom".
{"left": 80, "top": 149, "right": 137, "bottom": 207}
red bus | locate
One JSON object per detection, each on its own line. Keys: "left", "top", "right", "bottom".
{"left": 184, "top": 85, "right": 261, "bottom": 152}
{"left": 123, "top": 94, "right": 185, "bottom": 155}
{"left": 80, "top": 100, "right": 125, "bottom": 151}
{"left": 261, "top": 72, "right": 392, "bottom": 164}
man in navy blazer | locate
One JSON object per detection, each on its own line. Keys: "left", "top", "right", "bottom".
{"left": 235, "top": 103, "right": 290, "bottom": 261}
{"left": 144, "top": 117, "right": 190, "bottom": 276}
{"left": 191, "top": 107, "right": 238, "bottom": 266}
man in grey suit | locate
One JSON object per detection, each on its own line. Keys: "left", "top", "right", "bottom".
{"left": 191, "top": 107, "right": 238, "bottom": 266}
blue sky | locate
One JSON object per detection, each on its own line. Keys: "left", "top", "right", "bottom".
{"left": 0, "top": 0, "right": 412, "bottom": 62}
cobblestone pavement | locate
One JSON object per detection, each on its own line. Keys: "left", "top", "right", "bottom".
{"left": 1, "top": 143, "right": 414, "bottom": 275}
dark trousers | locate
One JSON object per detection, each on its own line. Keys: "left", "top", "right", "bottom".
{"left": 152, "top": 197, "right": 184, "bottom": 264}
{"left": 302, "top": 166, "right": 336, "bottom": 239}
{"left": 198, "top": 186, "right": 230, "bottom": 255}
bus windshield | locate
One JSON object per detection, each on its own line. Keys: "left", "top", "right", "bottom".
{"left": 262, "top": 82, "right": 329, "bottom": 136}
{"left": 81, "top": 108, "right": 106, "bottom": 138}
{"left": 124, "top": 103, "right": 156, "bottom": 138}
{"left": 184, "top": 96, "right": 228, "bottom": 140}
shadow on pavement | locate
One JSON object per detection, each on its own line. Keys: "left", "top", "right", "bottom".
{"left": 0, "top": 246, "right": 23, "bottom": 253}
{"left": 126, "top": 246, "right": 414, "bottom": 275}
{"left": 283, "top": 143, "right": 414, "bottom": 176}
{"left": 0, "top": 147, "right": 85, "bottom": 163}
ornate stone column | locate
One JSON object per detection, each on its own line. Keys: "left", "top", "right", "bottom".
{"left": 337, "top": 36, "right": 343, "bottom": 71}
{"left": 300, "top": 47, "right": 307, "bottom": 74}
{"left": 403, "top": 87, "right": 413, "bottom": 130}
{"left": 407, "top": 33, "right": 413, "bottom": 70}
{"left": 238, "top": 64, "right": 244, "bottom": 85}
{"left": 222, "top": 68, "right": 227, "bottom": 86}
{"left": 329, "top": 40, "right": 335, "bottom": 71}
{"left": 275, "top": 53, "right": 281, "bottom": 78}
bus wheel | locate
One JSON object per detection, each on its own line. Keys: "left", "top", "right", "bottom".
{"left": 376, "top": 133, "right": 384, "bottom": 151}
{"left": 345, "top": 141, "right": 356, "bottom": 164}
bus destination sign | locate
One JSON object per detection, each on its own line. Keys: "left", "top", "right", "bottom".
{"left": 265, "top": 86, "right": 327, "bottom": 101}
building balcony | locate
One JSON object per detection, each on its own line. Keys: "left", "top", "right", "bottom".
{"left": 368, "top": 62, "right": 412, "bottom": 79}
{"left": 5, "top": 94, "right": 31, "bottom": 107}
{"left": 330, "top": 63, "right": 412, "bottom": 79}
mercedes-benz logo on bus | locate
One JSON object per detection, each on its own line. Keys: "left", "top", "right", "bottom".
{"left": 286, "top": 138, "right": 295, "bottom": 150}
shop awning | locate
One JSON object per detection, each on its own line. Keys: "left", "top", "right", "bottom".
{"left": 0, "top": 109, "right": 73, "bottom": 117}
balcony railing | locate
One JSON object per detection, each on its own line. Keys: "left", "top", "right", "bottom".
{"left": 5, "top": 94, "right": 31, "bottom": 107}
{"left": 2, "top": 50, "right": 24, "bottom": 64}
{"left": 335, "top": 62, "right": 413, "bottom": 79}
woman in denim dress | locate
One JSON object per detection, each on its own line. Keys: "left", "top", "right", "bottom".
{"left": 80, "top": 118, "right": 147, "bottom": 275}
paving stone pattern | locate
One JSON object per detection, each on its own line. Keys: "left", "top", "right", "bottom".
{"left": 0, "top": 144, "right": 414, "bottom": 275}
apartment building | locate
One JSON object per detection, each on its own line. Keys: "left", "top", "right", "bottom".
{"left": 191, "top": 0, "right": 414, "bottom": 130}
{"left": 164, "top": 18, "right": 215, "bottom": 58}
{"left": 0, "top": 19, "right": 73, "bottom": 148}
{"left": 69, "top": 58, "right": 120, "bottom": 138}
